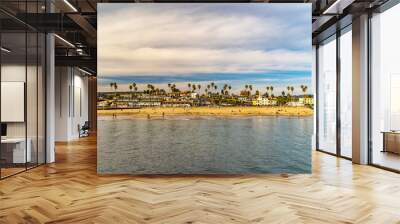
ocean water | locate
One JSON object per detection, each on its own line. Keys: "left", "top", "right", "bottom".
{"left": 97, "top": 116, "right": 313, "bottom": 174}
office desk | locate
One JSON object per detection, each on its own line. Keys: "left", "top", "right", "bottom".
{"left": 1, "top": 138, "right": 31, "bottom": 163}
{"left": 382, "top": 131, "right": 400, "bottom": 154}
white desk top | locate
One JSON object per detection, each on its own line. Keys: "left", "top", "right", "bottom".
{"left": 1, "top": 138, "right": 27, "bottom": 143}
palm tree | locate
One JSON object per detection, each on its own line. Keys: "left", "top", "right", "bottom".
{"left": 282, "top": 91, "right": 286, "bottom": 97}
{"left": 222, "top": 84, "right": 228, "bottom": 95}
{"left": 132, "top": 83, "right": 137, "bottom": 96}
{"left": 266, "top": 86, "right": 270, "bottom": 95}
{"left": 197, "top": 84, "right": 201, "bottom": 92}
{"left": 270, "top": 86, "right": 274, "bottom": 96}
{"left": 301, "top": 85, "right": 308, "bottom": 96}
{"left": 255, "top": 90, "right": 260, "bottom": 96}
{"left": 290, "top": 86, "right": 294, "bottom": 95}
{"left": 249, "top": 85, "right": 253, "bottom": 95}
{"left": 109, "top": 82, "right": 117, "bottom": 108}
{"left": 129, "top": 84, "right": 133, "bottom": 100}
{"left": 168, "top": 83, "right": 174, "bottom": 93}
{"left": 110, "top": 82, "right": 117, "bottom": 93}
{"left": 113, "top": 83, "right": 118, "bottom": 100}
{"left": 188, "top": 83, "right": 191, "bottom": 90}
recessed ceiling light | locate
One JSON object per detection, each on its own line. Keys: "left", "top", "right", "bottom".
{"left": 54, "top": 34, "right": 75, "bottom": 48}
{"left": 78, "top": 67, "right": 93, "bottom": 76}
{"left": 63, "top": 0, "right": 78, "bottom": 12}
{"left": 1, "top": 47, "right": 11, "bottom": 53}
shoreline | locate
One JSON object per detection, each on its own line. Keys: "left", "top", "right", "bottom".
{"left": 97, "top": 106, "right": 314, "bottom": 118}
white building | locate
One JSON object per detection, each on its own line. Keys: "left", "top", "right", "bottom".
{"left": 287, "top": 101, "right": 304, "bottom": 107}
{"left": 252, "top": 96, "right": 270, "bottom": 106}
{"left": 191, "top": 92, "right": 198, "bottom": 99}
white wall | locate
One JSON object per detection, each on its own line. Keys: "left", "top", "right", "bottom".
{"left": 1, "top": 63, "right": 47, "bottom": 164}
{"left": 55, "top": 67, "right": 89, "bottom": 141}
{"left": 1, "top": 65, "right": 26, "bottom": 139}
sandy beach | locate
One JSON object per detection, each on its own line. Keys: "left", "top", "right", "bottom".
{"left": 97, "top": 106, "right": 313, "bottom": 118}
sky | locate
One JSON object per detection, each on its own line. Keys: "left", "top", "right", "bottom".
{"left": 98, "top": 3, "right": 312, "bottom": 95}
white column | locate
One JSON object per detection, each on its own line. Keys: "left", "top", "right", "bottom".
{"left": 352, "top": 14, "right": 369, "bottom": 164}
{"left": 55, "top": 67, "right": 73, "bottom": 141}
{"left": 46, "top": 33, "right": 55, "bottom": 163}
{"left": 45, "top": 0, "right": 56, "bottom": 163}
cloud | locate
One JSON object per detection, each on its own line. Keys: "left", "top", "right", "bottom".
{"left": 98, "top": 3, "right": 311, "bottom": 77}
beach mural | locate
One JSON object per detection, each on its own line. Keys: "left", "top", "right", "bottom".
{"left": 97, "top": 3, "right": 313, "bottom": 174}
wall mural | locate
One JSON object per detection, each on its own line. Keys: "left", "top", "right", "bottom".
{"left": 97, "top": 3, "right": 313, "bottom": 174}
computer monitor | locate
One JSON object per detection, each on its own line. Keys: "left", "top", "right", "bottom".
{"left": 1, "top": 123, "right": 7, "bottom": 137}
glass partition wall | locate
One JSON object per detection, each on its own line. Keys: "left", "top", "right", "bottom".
{"left": 316, "top": 26, "right": 352, "bottom": 159}
{"left": 370, "top": 3, "right": 400, "bottom": 171}
{"left": 317, "top": 35, "right": 337, "bottom": 154}
{"left": 339, "top": 27, "right": 352, "bottom": 159}
{"left": 0, "top": 3, "right": 46, "bottom": 179}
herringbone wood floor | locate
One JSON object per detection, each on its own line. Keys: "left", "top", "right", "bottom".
{"left": 1, "top": 135, "right": 400, "bottom": 224}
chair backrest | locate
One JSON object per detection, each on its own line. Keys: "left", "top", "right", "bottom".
{"left": 82, "top": 121, "right": 90, "bottom": 129}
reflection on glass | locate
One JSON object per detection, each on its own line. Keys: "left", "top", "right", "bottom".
{"left": 27, "top": 32, "right": 39, "bottom": 169}
{"left": 318, "top": 37, "right": 337, "bottom": 154}
{"left": 371, "top": 4, "right": 400, "bottom": 171}
{"left": 38, "top": 33, "right": 46, "bottom": 165}
{"left": 340, "top": 28, "right": 352, "bottom": 158}
{"left": 0, "top": 1, "right": 46, "bottom": 178}
{"left": 1, "top": 32, "right": 27, "bottom": 177}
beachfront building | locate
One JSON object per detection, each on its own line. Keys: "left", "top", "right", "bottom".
{"left": 238, "top": 96, "right": 251, "bottom": 104}
{"left": 287, "top": 101, "right": 304, "bottom": 107}
{"left": 191, "top": 92, "right": 199, "bottom": 99}
{"left": 268, "top": 99, "right": 278, "bottom": 106}
{"left": 137, "top": 101, "right": 162, "bottom": 107}
{"left": 252, "top": 96, "right": 270, "bottom": 106}
{"left": 162, "top": 102, "right": 191, "bottom": 107}
{"left": 97, "top": 101, "right": 109, "bottom": 109}
{"left": 299, "top": 96, "right": 314, "bottom": 106}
